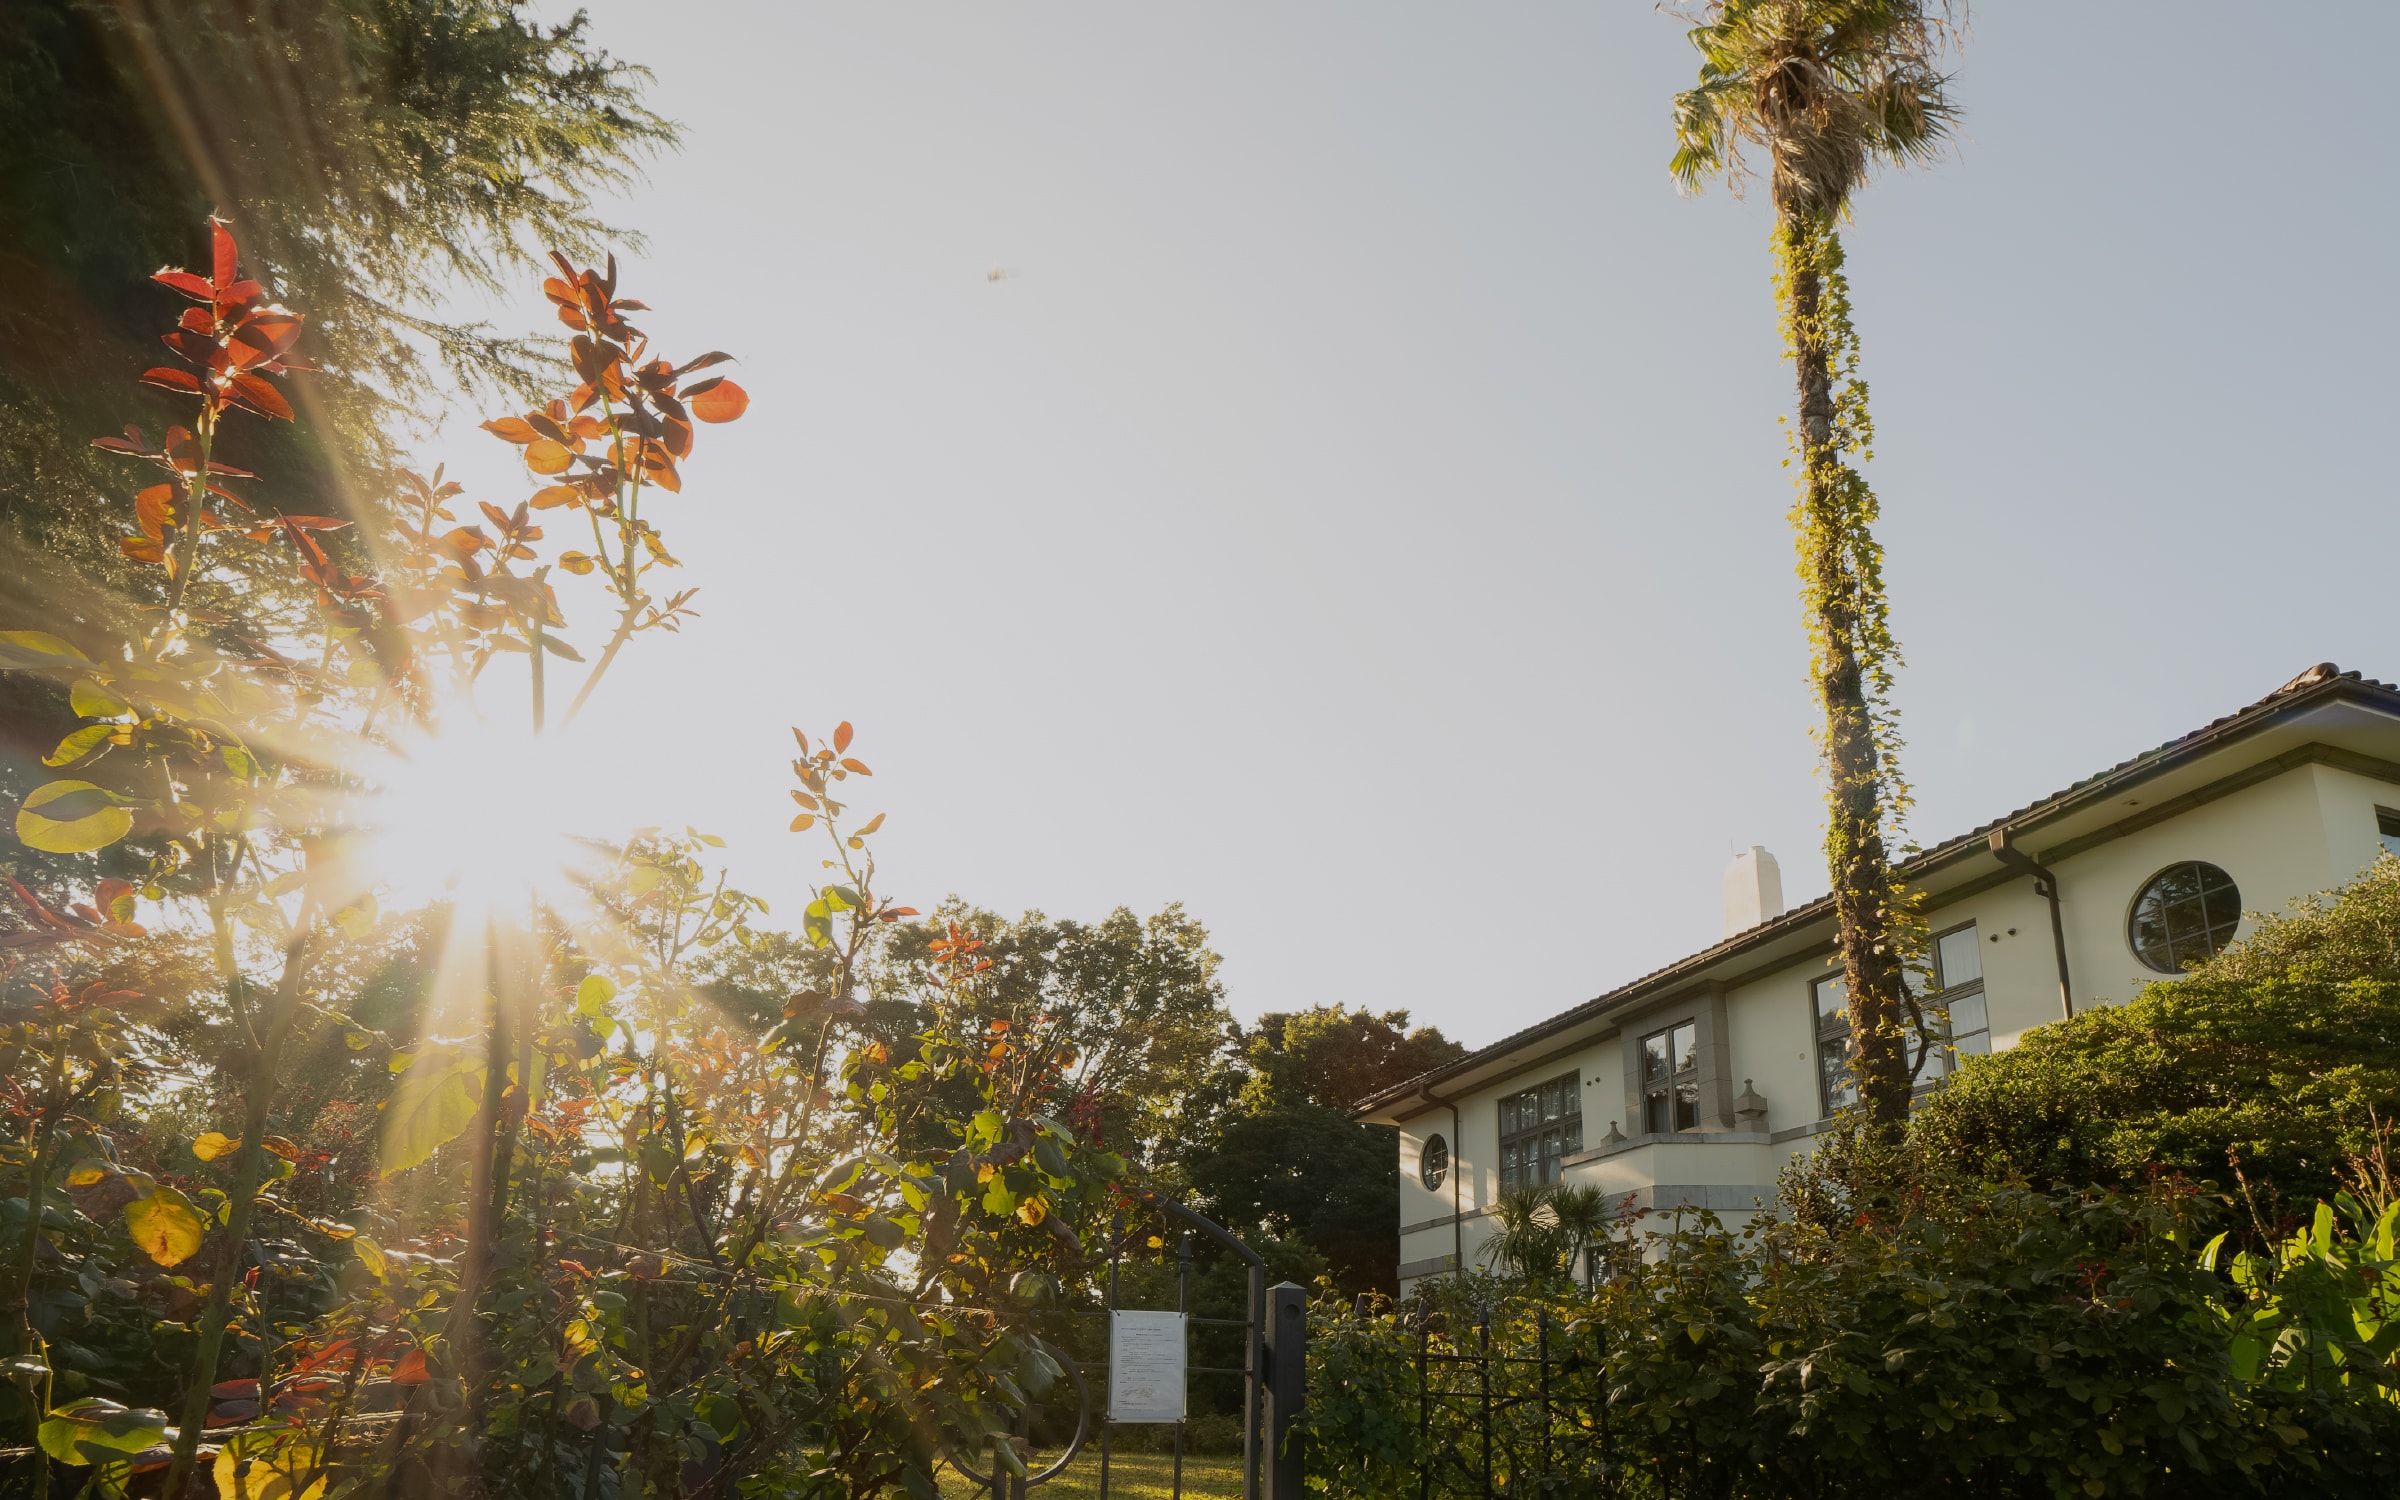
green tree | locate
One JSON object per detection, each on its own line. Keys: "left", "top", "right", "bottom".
{"left": 1669, "top": 0, "right": 1958, "bottom": 1129}
{"left": 1184, "top": 1006, "right": 1466, "bottom": 1295}
{"left": 872, "top": 901, "right": 1235, "bottom": 1171}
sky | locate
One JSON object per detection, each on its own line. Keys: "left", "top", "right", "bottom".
{"left": 427, "top": 2, "right": 2400, "bottom": 1047}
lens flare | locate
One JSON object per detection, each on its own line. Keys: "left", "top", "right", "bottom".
{"left": 358, "top": 713, "right": 596, "bottom": 914}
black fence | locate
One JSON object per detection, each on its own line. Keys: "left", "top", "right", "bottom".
{"left": 1409, "top": 1302, "right": 1620, "bottom": 1498}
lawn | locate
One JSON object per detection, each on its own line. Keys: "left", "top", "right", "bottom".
{"left": 938, "top": 1449, "right": 1245, "bottom": 1498}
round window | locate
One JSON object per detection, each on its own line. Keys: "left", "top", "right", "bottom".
{"left": 1419, "top": 1133, "right": 1449, "bottom": 1192}
{"left": 2128, "top": 861, "right": 2242, "bottom": 974}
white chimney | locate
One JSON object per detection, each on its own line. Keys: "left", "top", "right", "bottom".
{"left": 1723, "top": 845, "right": 1784, "bottom": 938}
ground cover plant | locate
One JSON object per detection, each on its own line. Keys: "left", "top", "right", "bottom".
{"left": 0, "top": 221, "right": 1145, "bottom": 1500}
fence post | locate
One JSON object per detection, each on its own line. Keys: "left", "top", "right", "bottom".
{"left": 1265, "top": 1282, "right": 1307, "bottom": 1500}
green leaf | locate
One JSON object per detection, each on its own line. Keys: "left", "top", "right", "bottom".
{"left": 539, "top": 634, "right": 586, "bottom": 662}
{"left": 37, "top": 1399, "right": 168, "bottom": 1466}
{"left": 0, "top": 632, "right": 95, "bottom": 674}
{"left": 220, "top": 742, "right": 263, "bottom": 780}
{"left": 15, "top": 779, "right": 134, "bottom": 854}
{"left": 575, "top": 974, "right": 617, "bottom": 1016}
{"left": 333, "top": 893, "right": 377, "bottom": 940}
{"left": 379, "top": 1043, "right": 487, "bottom": 1175}
{"left": 68, "top": 679, "right": 129, "bottom": 718}
{"left": 43, "top": 724, "right": 115, "bottom": 768}
{"left": 352, "top": 1234, "right": 387, "bottom": 1280}
{"left": 124, "top": 1187, "right": 207, "bottom": 1267}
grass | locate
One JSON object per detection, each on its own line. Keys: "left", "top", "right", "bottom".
{"left": 938, "top": 1448, "right": 1245, "bottom": 1498}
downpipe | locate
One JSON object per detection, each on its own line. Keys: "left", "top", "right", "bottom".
{"left": 1989, "top": 827, "right": 2073, "bottom": 1021}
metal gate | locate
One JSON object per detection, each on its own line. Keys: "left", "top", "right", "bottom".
{"left": 948, "top": 1194, "right": 1306, "bottom": 1500}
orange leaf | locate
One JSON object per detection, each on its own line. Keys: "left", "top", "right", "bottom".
{"left": 390, "top": 1350, "right": 432, "bottom": 1386}
{"left": 840, "top": 758, "right": 871, "bottom": 776}
{"left": 482, "top": 417, "right": 538, "bottom": 444}
{"left": 833, "top": 721, "right": 853, "bottom": 753}
{"left": 529, "top": 485, "right": 583, "bottom": 510}
{"left": 687, "top": 377, "right": 748, "bottom": 423}
{"left": 789, "top": 813, "right": 815, "bottom": 832}
{"left": 524, "top": 439, "right": 572, "bottom": 475}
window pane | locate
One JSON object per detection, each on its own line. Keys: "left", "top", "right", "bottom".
{"left": 1671, "top": 1022, "right": 1697, "bottom": 1075}
{"left": 1951, "top": 992, "right": 1991, "bottom": 1057}
{"left": 1815, "top": 976, "right": 1849, "bottom": 1035}
{"left": 1642, "top": 1033, "right": 1669, "bottom": 1084}
{"left": 1936, "top": 925, "right": 1982, "bottom": 988}
{"left": 1541, "top": 1081, "right": 1561, "bottom": 1122}
{"left": 1674, "top": 1080, "right": 1698, "bottom": 1131}
{"left": 1819, "top": 1039, "right": 1856, "bottom": 1113}
{"left": 1563, "top": 1116, "right": 1583, "bottom": 1155}
{"left": 1560, "top": 1077, "right": 1581, "bottom": 1118}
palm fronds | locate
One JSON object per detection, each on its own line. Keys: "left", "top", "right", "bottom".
{"left": 1671, "top": 0, "right": 1960, "bottom": 221}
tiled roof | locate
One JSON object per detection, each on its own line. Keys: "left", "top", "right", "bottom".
{"left": 1351, "top": 663, "right": 2400, "bottom": 1118}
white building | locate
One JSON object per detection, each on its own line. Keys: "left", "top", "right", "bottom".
{"left": 1355, "top": 664, "right": 2400, "bottom": 1294}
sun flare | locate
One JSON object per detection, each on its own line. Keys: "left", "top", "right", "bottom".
{"left": 359, "top": 713, "right": 600, "bottom": 914}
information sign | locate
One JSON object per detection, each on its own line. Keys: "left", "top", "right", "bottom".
{"left": 1108, "top": 1310, "right": 1187, "bottom": 1423}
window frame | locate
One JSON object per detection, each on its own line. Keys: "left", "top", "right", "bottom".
{"left": 1419, "top": 1133, "right": 1449, "bottom": 1193}
{"left": 1811, "top": 975, "right": 1856, "bottom": 1117}
{"left": 2377, "top": 807, "right": 2400, "bottom": 862}
{"left": 2126, "top": 861, "right": 2242, "bottom": 975}
{"left": 1497, "top": 1072, "right": 1581, "bottom": 1194}
{"left": 1922, "top": 921, "right": 1989, "bottom": 1079}
{"left": 1638, "top": 1020, "right": 1700, "bottom": 1136}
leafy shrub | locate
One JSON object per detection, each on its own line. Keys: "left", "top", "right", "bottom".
{"left": 1303, "top": 1175, "right": 2400, "bottom": 1496}
{"left": 1912, "top": 858, "right": 2400, "bottom": 1219}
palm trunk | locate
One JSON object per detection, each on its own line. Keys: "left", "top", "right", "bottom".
{"left": 1780, "top": 213, "right": 1912, "bottom": 1131}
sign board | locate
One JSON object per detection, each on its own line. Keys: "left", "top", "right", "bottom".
{"left": 1108, "top": 1310, "right": 1187, "bottom": 1423}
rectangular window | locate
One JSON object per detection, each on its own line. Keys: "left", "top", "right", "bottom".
{"left": 1639, "top": 1021, "right": 1700, "bottom": 1135}
{"left": 1930, "top": 921, "right": 1990, "bottom": 1067}
{"left": 1817, "top": 925, "right": 1989, "bottom": 1116}
{"left": 1813, "top": 976, "right": 1856, "bottom": 1115}
{"left": 2379, "top": 808, "right": 2400, "bottom": 861}
{"left": 1498, "top": 1072, "right": 1581, "bottom": 1193}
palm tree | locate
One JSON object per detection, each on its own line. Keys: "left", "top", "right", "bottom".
{"left": 1670, "top": 1, "right": 1958, "bottom": 1130}
{"left": 1481, "top": 1182, "right": 1621, "bottom": 1286}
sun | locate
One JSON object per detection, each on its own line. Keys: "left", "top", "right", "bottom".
{"left": 357, "top": 712, "right": 597, "bottom": 915}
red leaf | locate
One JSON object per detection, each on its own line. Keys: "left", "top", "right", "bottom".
{"left": 229, "top": 373, "right": 294, "bottom": 421}
{"left": 276, "top": 515, "right": 349, "bottom": 530}
{"left": 153, "top": 269, "right": 214, "bottom": 300}
{"left": 390, "top": 1350, "right": 432, "bottom": 1385}
{"left": 211, "top": 220, "right": 238, "bottom": 289}
{"left": 686, "top": 377, "right": 748, "bottom": 423}
{"left": 140, "top": 368, "right": 201, "bottom": 393}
